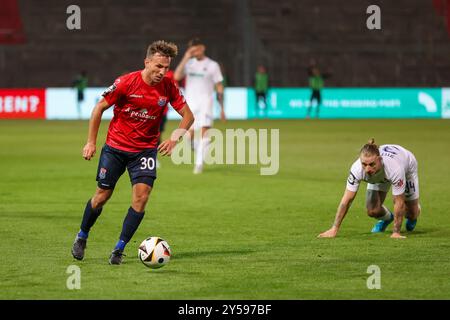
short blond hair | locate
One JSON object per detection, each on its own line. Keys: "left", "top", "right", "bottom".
{"left": 146, "top": 40, "right": 178, "bottom": 58}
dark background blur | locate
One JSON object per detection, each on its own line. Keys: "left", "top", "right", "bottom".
{"left": 1, "top": 0, "right": 449, "bottom": 87}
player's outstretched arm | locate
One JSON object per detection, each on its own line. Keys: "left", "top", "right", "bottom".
{"left": 215, "top": 82, "right": 226, "bottom": 122}
{"left": 158, "top": 104, "right": 194, "bottom": 156}
{"left": 82, "top": 98, "right": 111, "bottom": 160}
{"left": 391, "top": 194, "right": 407, "bottom": 239}
{"left": 318, "top": 189, "right": 357, "bottom": 238}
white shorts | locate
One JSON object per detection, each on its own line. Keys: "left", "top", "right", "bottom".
{"left": 367, "top": 168, "right": 419, "bottom": 201}
{"left": 191, "top": 109, "right": 213, "bottom": 130}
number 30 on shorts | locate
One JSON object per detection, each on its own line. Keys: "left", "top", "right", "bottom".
{"left": 140, "top": 157, "right": 155, "bottom": 170}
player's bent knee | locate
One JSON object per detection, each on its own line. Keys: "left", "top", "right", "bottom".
{"left": 367, "top": 208, "right": 383, "bottom": 218}
{"left": 133, "top": 193, "right": 149, "bottom": 206}
{"left": 132, "top": 191, "right": 151, "bottom": 212}
{"left": 92, "top": 189, "right": 113, "bottom": 209}
{"left": 132, "top": 199, "right": 148, "bottom": 213}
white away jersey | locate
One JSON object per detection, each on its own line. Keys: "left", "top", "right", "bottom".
{"left": 183, "top": 57, "right": 223, "bottom": 111}
{"left": 346, "top": 145, "right": 418, "bottom": 195}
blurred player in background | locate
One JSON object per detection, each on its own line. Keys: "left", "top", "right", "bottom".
{"left": 174, "top": 38, "right": 225, "bottom": 174}
{"left": 306, "top": 67, "right": 323, "bottom": 119}
{"left": 318, "top": 139, "right": 421, "bottom": 239}
{"left": 254, "top": 65, "right": 269, "bottom": 118}
{"left": 306, "top": 60, "right": 331, "bottom": 119}
{"left": 73, "top": 70, "right": 88, "bottom": 119}
{"left": 71, "top": 40, "right": 194, "bottom": 265}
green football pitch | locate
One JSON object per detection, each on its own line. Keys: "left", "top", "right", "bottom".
{"left": 1, "top": 119, "right": 449, "bottom": 299}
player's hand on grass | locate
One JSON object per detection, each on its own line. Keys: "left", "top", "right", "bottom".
{"left": 83, "top": 142, "right": 96, "bottom": 160}
{"left": 158, "top": 139, "right": 177, "bottom": 156}
{"left": 318, "top": 226, "right": 338, "bottom": 238}
{"left": 390, "top": 232, "right": 406, "bottom": 239}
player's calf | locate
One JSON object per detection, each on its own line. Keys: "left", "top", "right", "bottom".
{"left": 406, "top": 203, "right": 420, "bottom": 232}
{"left": 370, "top": 205, "right": 394, "bottom": 233}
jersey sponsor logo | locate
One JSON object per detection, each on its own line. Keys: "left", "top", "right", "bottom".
{"left": 102, "top": 84, "right": 116, "bottom": 97}
{"left": 129, "top": 94, "right": 143, "bottom": 98}
{"left": 347, "top": 172, "right": 357, "bottom": 185}
{"left": 157, "top": 96, "right": 167, "bottom": 107}
{"left": 187, "top": 72, "right": 205, "bottom": 78}
{"left": 124, "top": 107, "right": 157, "bottom": 121}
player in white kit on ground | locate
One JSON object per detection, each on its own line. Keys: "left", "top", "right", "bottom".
{"left": 174, "top": 38, "right": 225, "bottom": 174}
{"left": 318, "top": 139, "right": 421, "bottom": 239}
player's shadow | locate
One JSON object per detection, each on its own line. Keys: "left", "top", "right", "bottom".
{"left": 174, "top": 248, "right": 255, "bottom": 260}
{"left": 355, "top": 228, "right": 437, "bottom": 237}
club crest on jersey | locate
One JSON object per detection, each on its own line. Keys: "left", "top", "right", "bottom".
{"left": 396, "top": 179, "right": 404, "bottom": 188}
{"left": 99, "top": 168, "right": 107, "bottom": 179}
{"left": 158, "top": 96, "right": 167, "bottom": 107}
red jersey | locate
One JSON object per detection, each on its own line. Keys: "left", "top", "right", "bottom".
{"left": 163, "top": 70, "right": 176, "bottom": 116}
{"left": 102, "top": 70, "right": 186, "bottom": 152}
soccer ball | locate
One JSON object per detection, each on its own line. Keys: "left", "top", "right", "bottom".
{"left": 138, "top": 237, "right": 172, "bottom": 269}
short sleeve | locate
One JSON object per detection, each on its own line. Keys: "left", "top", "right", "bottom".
{"left": 391, "top": 170, "right": 406, "bottom": 196}
{"left": 212, "top": 62, "right": 224, "bottom": 84}
{"left": 183, "top": 59, "right": 193, "bottom": 77}
{"left": 168, "top": 79, "right": 186, "bottom": 112}
{"left": 102, "top": 77, "right": 126, "bottom": 106}
{"left": 346, "top": 160, "right": 362, "bottom": 192}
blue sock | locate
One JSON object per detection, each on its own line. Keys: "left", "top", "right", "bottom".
{"left": 78, "top": 229, "right": 89, "bottom": 240}
{"left": 115, "top": 207, "right": 145, "bottom": 251}
{"left": 115, "top": 240, "right": 127, "bottom": 251}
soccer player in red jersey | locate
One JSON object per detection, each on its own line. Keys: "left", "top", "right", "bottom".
{"left": 71, "top": 41, "right": 194, "bottom": 265}
{"left": 156, "top": 69, "right": 176, "bottom": 168}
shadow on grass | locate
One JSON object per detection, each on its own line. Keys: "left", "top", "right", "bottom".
{"left": 352, "top": 228, "right": 438, "bottom": 237}
{"left": 76, "top": 249, "right": 255, "bottom": 263}
{"left": 174, "top": 248, "right": 256, "bottom": 260}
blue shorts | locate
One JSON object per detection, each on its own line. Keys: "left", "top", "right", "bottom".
{"left": 96, "top": 144, "right": 157, "bottom": 190}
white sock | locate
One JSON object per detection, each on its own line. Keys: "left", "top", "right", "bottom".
{"left": 195, "top": 137, "right": 208, "bottom": 167}
{"left": 380, "top": 205, "right": 393, "bottom": 221}
{"left": 193, "top": 138, "right": 199, "bottom": 151}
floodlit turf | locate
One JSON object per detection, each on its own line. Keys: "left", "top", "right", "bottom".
{"left": 0, "top": 119, "right": 449, "bottom": 299}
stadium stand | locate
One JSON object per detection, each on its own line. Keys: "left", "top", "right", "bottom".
{"left": 0, "top": 0, "right": 449, "bottom": 87}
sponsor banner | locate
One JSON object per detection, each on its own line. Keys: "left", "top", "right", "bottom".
{"left": 1, "top": 87, "right": 448, "bottom": 120}
{"left": 46, "top": 87, "right": 247, "bottom": 120}
{"left": 442, "top": 88, "right": 450, "bottom": 119}
{"left": 0, "top": 89, "right": 46, "bottom": 119}
{"left": 248, "top": 88, "right": 442, "bottom": 119}
{"left": 46, "top": 88, "right": 113, "bottom": 120}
